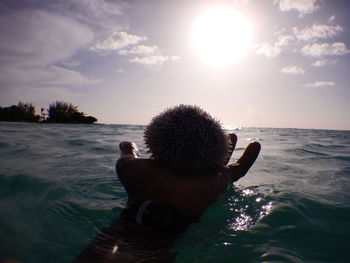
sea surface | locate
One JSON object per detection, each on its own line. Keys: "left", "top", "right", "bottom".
{"left": 0, "top": 123, "right": 349, "bottom": 263}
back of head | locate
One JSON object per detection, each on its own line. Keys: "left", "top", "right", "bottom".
{"left": 144, "top": 105, "right": 229, "bottom": 171}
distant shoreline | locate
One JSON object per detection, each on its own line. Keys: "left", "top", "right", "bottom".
{"left": 1, "top": 101, "right": 98, "bottom": 124}
{"left": 0, "top": 121, "right": 348, "bottom": 132}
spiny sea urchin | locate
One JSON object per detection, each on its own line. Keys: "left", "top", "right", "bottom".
{"left": 144, "top": 105, "right": 229, "bottom": 171}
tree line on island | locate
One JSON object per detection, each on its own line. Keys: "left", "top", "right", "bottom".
{"left": 0, "top": 101, "right": 97, "bottom": 124}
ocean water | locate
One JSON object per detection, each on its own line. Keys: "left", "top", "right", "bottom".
{"left": 0, "top": 123, "right": 349, "bottom": 263}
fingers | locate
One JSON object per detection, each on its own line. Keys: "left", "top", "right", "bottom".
{"left": 224, "top": 133, "right": 237, "bottom": 165}
{"left": 228, "top": 141, "right": 261, "bottom": 182}
{"left": 119, "top": 141, "right": 140, "bottom": 158}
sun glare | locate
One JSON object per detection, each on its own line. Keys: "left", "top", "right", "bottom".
{"left": 192, "top": 6, "right": 253, "bottom": 67}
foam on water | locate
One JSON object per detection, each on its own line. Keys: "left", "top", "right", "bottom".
{"left": 0, "top": 123, "right": 350, "bottom": 262}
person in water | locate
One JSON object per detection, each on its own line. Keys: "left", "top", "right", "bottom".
{"left": 117, "top": 105, "right": 261, "bottom": 232}
{"left": 74, "top": 105, "right": 260, "bottom": 263}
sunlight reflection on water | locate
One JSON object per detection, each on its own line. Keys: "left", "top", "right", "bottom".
{"left": 228, "top": 187, "right": 273, "bottom": 231}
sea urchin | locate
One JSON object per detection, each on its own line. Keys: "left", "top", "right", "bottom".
{"left": 144, "top": 105, "right": 229, "bottom": 171}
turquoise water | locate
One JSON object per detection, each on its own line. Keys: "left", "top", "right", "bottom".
{"left": 0, "top": 123, "right": 349, "bottom": 262}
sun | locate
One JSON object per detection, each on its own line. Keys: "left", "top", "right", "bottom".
{"left": 192, "top": 6, "right": 253, "bottom": 67}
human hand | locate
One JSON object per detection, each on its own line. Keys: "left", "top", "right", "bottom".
{"left": 119, "top": 141, "right": 140, "bottom": 158}
{"left": 224, "top": 133, "right": 261, "bottom": 182}
{"left": 223, "top": 133, "right": 238, "bottom": 165}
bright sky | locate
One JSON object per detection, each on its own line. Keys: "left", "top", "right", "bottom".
{"left": 0, "top": 0, "right": 349, "bottom": 130}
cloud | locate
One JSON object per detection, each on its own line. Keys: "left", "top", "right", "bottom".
{"left": 274, "top": 0, "right": 321, "bottom": 15}
{"left": 311, "top": 59, "right": 338, "bottom": 67}
{"left": 271, "top": 29, "right": 294, "bottom": 48}
{"left": 0, "top": 9, "right": 94, "bottom": 66}
{"left": 0, "top": 65, "right": 100, "bottom": 88}
{"left": 129, "top": 56, "right": 180, "bottom": 65}
{"left": 275, "top": 35, "right": 295, "bottom": 47}
{"left": 32, "top": 66, "right": 100, "bottom": 86}
{"left": 93, "top": 32, "right": 180, "bottom": 66}
{"left": 255, "top": 43, "right": 282, "bottom": 57}
{"left": 65, "top": 0, "right": 124, "bottom": 18}
{"left": 281, "top": 65, "right": 306, "bottom": 74}
{"left": 312, "top": 59, "right": 327, "bottom": 66}
{"left": 61, "top": 60, "right": 81, "bottom": 68}
{"left": 0, "top": 9, "right": 97, "bottom": 91}
{"left": 92, "top": 30, "right": 180, "bottom": 67}
{"left": 305, "top": 81, "right": 335, "bottom": 87}
{"left": 301, "top": 42, "right": 349, "bottom": 57}
{"left": 294, "top": 24, "right": 343, "bottom": 41}
{"left": 328, "top": 15, "right": 336, "bottom": 23}
{"left": 118, "top": 45, "right": 158, "bottom": 55}
{"left": 94, "top": 32, "right": 146, "bottom": 51}
{"left": 116, "top": 68, "right": 126, "bottom": 73}
{"left": 46, "top": 0, "right": 127, "bottom": 34}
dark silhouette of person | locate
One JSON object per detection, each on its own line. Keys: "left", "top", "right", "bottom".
{"left": 73, "top": 105, "right": 260, "bottom": 263}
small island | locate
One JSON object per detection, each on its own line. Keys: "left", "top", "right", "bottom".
{"left": 0, "top": 101, "right": 97, "bottom": 124}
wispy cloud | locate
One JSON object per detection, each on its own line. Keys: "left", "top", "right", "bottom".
{"left": 67, "top": 0, "right": 125, "bottom": 18}
{"left": 274, "top": 0, "right": 321, "bottom": 16}
{"left": 0, "top": 9, "right": 96, "bottom": 91}
{"left": 312, "top": 59, "right": 327, "bottom": 66}
{"left": 94, "top": 32, "right": 146, "bottom": 51}
{"left": 301, "top": 42, "right": 349, "bottom": 57}
{"left": 129, "top": 56, "right": 179, "bottom": 65}
{"left": 36, "top": 66, "right": 100, "bottom": 86}
{"left": 118, "top": 45, "right": 158, "bottom": 55}
{"left": 305, "top": 81, "right": 335, "bottom": 87}
{"left": 0, "top": 65, "right": 100, "bottom": 88}
{"left": 49, "top": 0, "right": 127, "bottom": 33}
{"left": 275, "top": 35, "right": 295, "bottom": 47}
{"left": 281, "top": 65, "right": 306, "bottom": 74}
{"left": 93, "top": 31, "right": 180, "bottom": 66}
{"left": 116, "top": 68, "right": 126, "bottom": 73}
{"left": 254, "top": 29, "right": 294, "bottom": 58}
{"left": 0, "top": 9, "right": 93, "bottom": 66}
{"left": 294, "top": 24, "right": 343, "bottom": 41}
{"left": 311, "top": 59, "right": 337, "bottom": 67}
{"left": 328, "top": 15, "right": 336, "bottom": 23}
{"left": 255, "top": 43, "right": 282, "bottom": 58}
{"left": 61, "top": 60, "right": 81, "bottom": 68}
